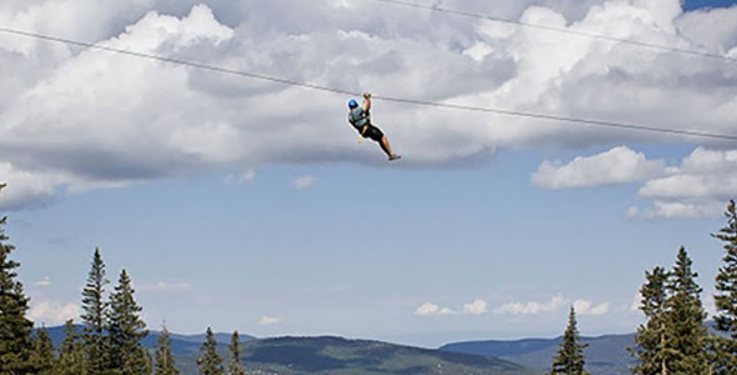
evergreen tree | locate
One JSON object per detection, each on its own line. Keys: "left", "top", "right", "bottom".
{"left": 664, "top": 247, "right": 711, "bottom": 375}
{"left": 631, "top": 266, "right": 675, "bottom": 375}
{"left": 712, "top": 200, "right": 737, "bottom": 374}
{"left": 28, "top": 327, "right": 56, "bottom": 375}
{"left": 197, "top": 327, "right": 224, "bottom": 375}
{"left": 56, "top": 320, "right": 86, "bottom": 375}
{"left": 227, "top": 331, "right": 246, "bottom": 375}
{"left": 154, "top": 325, "right": 179, "bottom": 375}
{"left": 81, "top": 248, "right": 110, "bottom": 375}
{"left": 0, "top": 183, "right": 34, "bottom": 375}
{"left": 548, "top": 307, "right": 590, "bottom": 375}
{"left": 108, "top": 269, "right": 149, "bottom": 375}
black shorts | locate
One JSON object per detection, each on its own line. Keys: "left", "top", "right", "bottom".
{"left": 361, "top": 124, "right": 384, "bottom": 142}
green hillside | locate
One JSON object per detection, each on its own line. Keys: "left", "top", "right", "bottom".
{"left": 442, "top": 334, "right": 636, "bottom": 375}
{"left": 175, "top": 336, "right": 539, "bottom": 375}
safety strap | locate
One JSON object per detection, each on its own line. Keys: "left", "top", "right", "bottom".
{"left": 357, "top": 125, "right": 368, "bottom": 144}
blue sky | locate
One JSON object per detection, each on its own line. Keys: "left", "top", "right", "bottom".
{"left": 2, "top": 0, "right": 737, "bottom": 348}
{"left": 9, "top": 143, "right": 728, "bottom": 346}
{"left": 684, "top": 0, "right": 737, "bottom": 11}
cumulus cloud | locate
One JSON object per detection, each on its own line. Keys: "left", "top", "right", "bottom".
{"left": 414, "top": 303, "right": 438, "bottom": 316}
{"left": 438, "top": 307, "right": 457, "bottom": 316}
{"left": 635, "top": 200, "right": 726, "bottom": 219}
{"left": 573, "top": 299, "right": 610, "bottom": 316}
{"left": 632, "top": 148, "right": 737, "bottom": 219}
{"left": 2, "top": 0, "right": 737, "bottom": 208}
{"left": 0, "top": 159, "right": 133, "bottom": 210}
{"left": 415, "top": 299, "right": 489, "bottom": 317}
{"left": 532, "top": 146, "right": 665, "bottom": 188}
{"left": 28, "top": 301, "right": 80, "bottom": 325}
{"left": 414, "top": 303, "right": 456, "bottom": 316}
{"left": 495, "top": 294, "right": 566, "bottom": 315}
{"left": 534, "top": 146, "right": 737, "bottom": 219}
{"left": 0, "top": 162, "right": 68, "bottom": 210}
{"left": 463, "top": 300, "right": 489, "bottom": 316}
{"left": 495, "top": 294, "right": 610, "bottom": 316}
{"left": 293, "top": 175, "right": 316, "bottom": 190}
{"left": 258, "top": 316, "right": 281, "bottom": 325}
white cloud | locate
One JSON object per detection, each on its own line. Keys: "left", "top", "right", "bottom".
{"left": 495, "top": 294, "right": 566, "bottom": 315}
{"left": 573, "top": 299, "right": 610, "bottom": 316}
{"left": 415, "top": 303, "right": 443, "bottom": 316}
{"left": 532, "top": 146, "right": 665, "bottom": 189}
{"left": 28, "top": 301, "right": 79, "bottom": 325}
{"left": 462, "top": 300, "right": 488, "bottom": 316}
{"left": 293, "top": 175, "right": 316, "bottom": 190}
{"left": 635, "top": 200, "right": 726, "bottom": 220}
{"left": 438, "top": 307, "right": 457, "bottom": 316}
{"left": 258, "top": 316, "right": 281, "bottom": 325}
{"left": 534, "top": 146, "right": 737, "bottom": 219}
{"left": 677, "top": 5, "right": 737, "bottom": 52}
{"left": 631, "top": 148, "right": 737, "bottom": 219}
{"left": 463, "top": 41, "right": 495, "bottom": 62}
{"left": 224, "top": 169, "right": 256, "bottom": 185}
{"left": 495, "top": 295, "right": 610, "bottom": 316}
{"left": 639, "top": 175, "right": 737, "bottom": 201}
{"left": 0, "top": 161, "right": 132, "bottom": 211}
{"left": 0, "top": 162, "right": 69, "bottom": 210}
{"left": 2, "top": 1, "right": 737, "bottom": 208}
{"left": 34, "top": 276, "right": 51, "bottom": 287}
{"left": 415, "top": 299, "right": 489, "bottom": 317}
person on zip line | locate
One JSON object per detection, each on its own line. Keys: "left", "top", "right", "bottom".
{"left": 347, "top": 92, "right": 401, "bottom": 161}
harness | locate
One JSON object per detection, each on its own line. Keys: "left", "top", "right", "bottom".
{"left": 350, "top": 110, "right": 371, "bottom": 144}
{"left": 358, "top": 124, "right": 369, "bottom": 144}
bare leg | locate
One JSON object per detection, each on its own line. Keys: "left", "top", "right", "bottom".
{"left": 379, "top": 135, "right": 394, "bottom": 158}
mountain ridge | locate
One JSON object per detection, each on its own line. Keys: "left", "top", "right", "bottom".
{"left": 36, "top": 325, "right": 644, "bottom": 374}
{"left": 441, "top": 333, "right": 636, "bottom": 375}
{"left": 36, "top": 326, "right": 540, "bottom": 375}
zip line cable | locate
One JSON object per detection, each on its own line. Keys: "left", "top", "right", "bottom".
{"left": 366, "top": 0, "right": 737, "bottom": 64}
{"left": 0, "top": 28, "right": 357, "bottom": 97}
{"left": 1, "top": 26, "right": 736, "bottom": 142}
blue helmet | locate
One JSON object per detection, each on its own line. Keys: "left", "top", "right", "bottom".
{"left": 348, "top": 99, "right": 359, "bottom": 108}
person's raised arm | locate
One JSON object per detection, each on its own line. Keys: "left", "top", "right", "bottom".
{"left": 363, "top": 92, "right": 372, "bottom": 112}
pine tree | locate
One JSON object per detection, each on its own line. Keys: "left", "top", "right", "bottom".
{"left": 227, "top": 331, "right": 246, "bottom": 375}
{"left": 712, "top": 200, "right": 737, "bottom": 374}
{"left": 28, "top": 327, "right": 56, "bottom": 375}
{"left": 664, "top": 247, "right": 711, "bottom": 375}
{"left": 197, "top": 327, "right": 224, "bottom": 375}
{"left": 108, "top": 269, "right": 149, "bottom": 375}
{"left": 548, "top": 307, "right": 590, "bottom": 375}
{"left": 56, "top": 320, "right": 86, "bottom": 375}
{"left": 154, "top": 325, "right": 179, "bottom": 375}
{"left": 631, "top": 266, "right": 672, "bottom": 375}
{"left": 0, "top": 183, "right": 34, "bottom": 375}
{"left": 81, "top": 248, "right": 110, "bottom": 375}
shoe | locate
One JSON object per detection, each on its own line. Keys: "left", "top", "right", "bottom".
{"left": 389, "top": 154, "right": 402, "bottom": 161}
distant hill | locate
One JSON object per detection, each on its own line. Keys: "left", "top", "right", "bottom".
{"left": 37, "top": 326, "right": 538, "bottom": 375}
{"left": 440, "top": 322, "right": 725, "bottom": 375}
{"left": 40, "top": 325, "right": 255, "bottom": 356}
{"left": 174, "top": 336, "right": 539, "bottom": 375}
{"left": 440, "top": 334, "right": 636, "bottom": 375}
